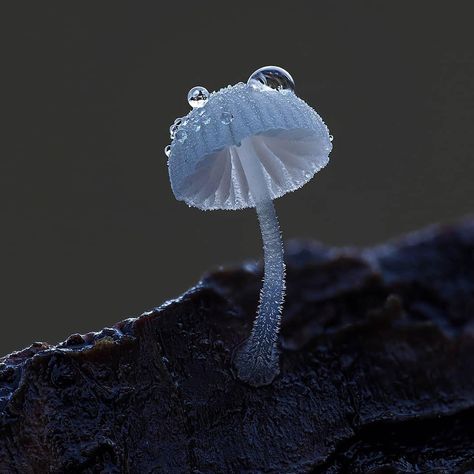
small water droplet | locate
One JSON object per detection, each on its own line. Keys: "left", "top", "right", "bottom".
{"left": 169, "top": 123, "right": 179, "bottom": 139}
{"left": 329, "top": 135, "right": 334, "bottom": 142}
{"left": 164, "top": 145, "right": 171, "bottom": 157}
{"left": 248, "top": 66, "right": 295, "bottom": 92}
{"left": 220, "top": 111, "right": 234, "bottom": 125}
{"left": 175, "top": 129, "right": 187, "bottom": 143}
{"left": 187, "top": 86, "right": 209, "bottom": 108}
{"left": 169, "top": 118, "right": 184, "bottom": 139}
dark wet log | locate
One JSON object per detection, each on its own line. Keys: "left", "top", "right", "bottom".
{"left": 1, "top": 219, "right": 473, "bottom": 473}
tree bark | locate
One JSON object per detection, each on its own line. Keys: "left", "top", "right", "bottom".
{"left": 1, "top": 219, "right": 473, "bottom": 473}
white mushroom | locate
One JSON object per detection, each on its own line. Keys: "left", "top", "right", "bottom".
{"left": 167, "top": 67, "right": 332, "bottom": 386}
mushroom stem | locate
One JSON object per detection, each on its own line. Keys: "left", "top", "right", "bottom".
{"left": 235, "top": 140, "right": 285, "bottom": 386}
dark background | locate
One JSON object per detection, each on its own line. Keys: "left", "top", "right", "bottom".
{"left": 1, "top": 2, "right": 473, "bottom": 355}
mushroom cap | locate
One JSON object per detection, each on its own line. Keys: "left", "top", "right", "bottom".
{"left": 168, "top": 82, "right": 332, "bottom": 210}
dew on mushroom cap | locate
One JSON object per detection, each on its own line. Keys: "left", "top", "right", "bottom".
{"left": 169, "top": 118, "right": 183, "bottom": 140}
{"left": 247, "top": 66, "right": 295, "bottom": 92}
{"left": 166, "top": 66, "right": 333, "bottom": 386}
{"left": 187, "top": 86, "right": 209, "bottom": 109}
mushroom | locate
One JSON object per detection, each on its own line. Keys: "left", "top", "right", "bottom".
{"left": 166, "top": 66, "right": 332, "bottom": 386}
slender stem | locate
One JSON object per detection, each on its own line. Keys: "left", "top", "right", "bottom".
{"left": 236, "top": 199, "right": 285, "bottom": 385}
{"left": 235, "top": 140, "right": 285, "bottom": 386}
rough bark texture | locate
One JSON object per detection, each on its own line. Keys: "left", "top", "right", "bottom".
{"left": 1, "top": 219, "right": 474, "bottom": 473}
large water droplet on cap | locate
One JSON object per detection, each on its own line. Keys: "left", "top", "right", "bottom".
{"left": 248, "top": 66, "right": 295, "bottom": 92}
{"left": 164, "top": 145, "right": 171, "bottom": 157}
{"left": 187, "top": 86, "right": 209, "bottom": 108}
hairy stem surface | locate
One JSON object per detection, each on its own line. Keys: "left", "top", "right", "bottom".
{"left": 235, "top": 139, "right": 285, "bottom": 386}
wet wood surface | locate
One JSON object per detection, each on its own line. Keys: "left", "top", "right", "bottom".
{"left": 1, "top": 220, "right": 473, "bottom": 473}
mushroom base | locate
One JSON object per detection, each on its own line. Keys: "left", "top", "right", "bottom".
{"left": 234, "top": 341, "right": 280, "bottom": 387}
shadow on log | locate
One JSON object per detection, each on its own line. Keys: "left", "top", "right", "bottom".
{"left": 1, "top": 219, "right": 474, "bottom": 473}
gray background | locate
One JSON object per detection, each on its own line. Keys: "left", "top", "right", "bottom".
{"left": 1, "top": 2, "right": 473, "bottom": 355}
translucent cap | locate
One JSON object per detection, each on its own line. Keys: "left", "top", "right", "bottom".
{"left": 168, "top": 82, "right": 332, "bottom": 210}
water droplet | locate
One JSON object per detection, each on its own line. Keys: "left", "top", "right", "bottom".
{"left": 187, "top": 86, "right": 209, "bottom": 108}
{"left": 220, "top": 111, "right": 234, "bottom": 125}
{"left": 248, "top": 66, "right": 295, "bottom": 92}
{"left": 175, "top": 129, "right": 187, "bottom": 143}
{"left": 164, "top": 145, "right": 171, "bottom": 157}
{"left": 329, "top": 135, "right": 334, "bottom": 142}
{"left": 169, "top": 124, "right": 178, "bottom": 139}
{"left": 194, "top": 124, "right": 201, "bottom": 131}
{"left": 170, "top": 118, "right": 184, "bottom": 139}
